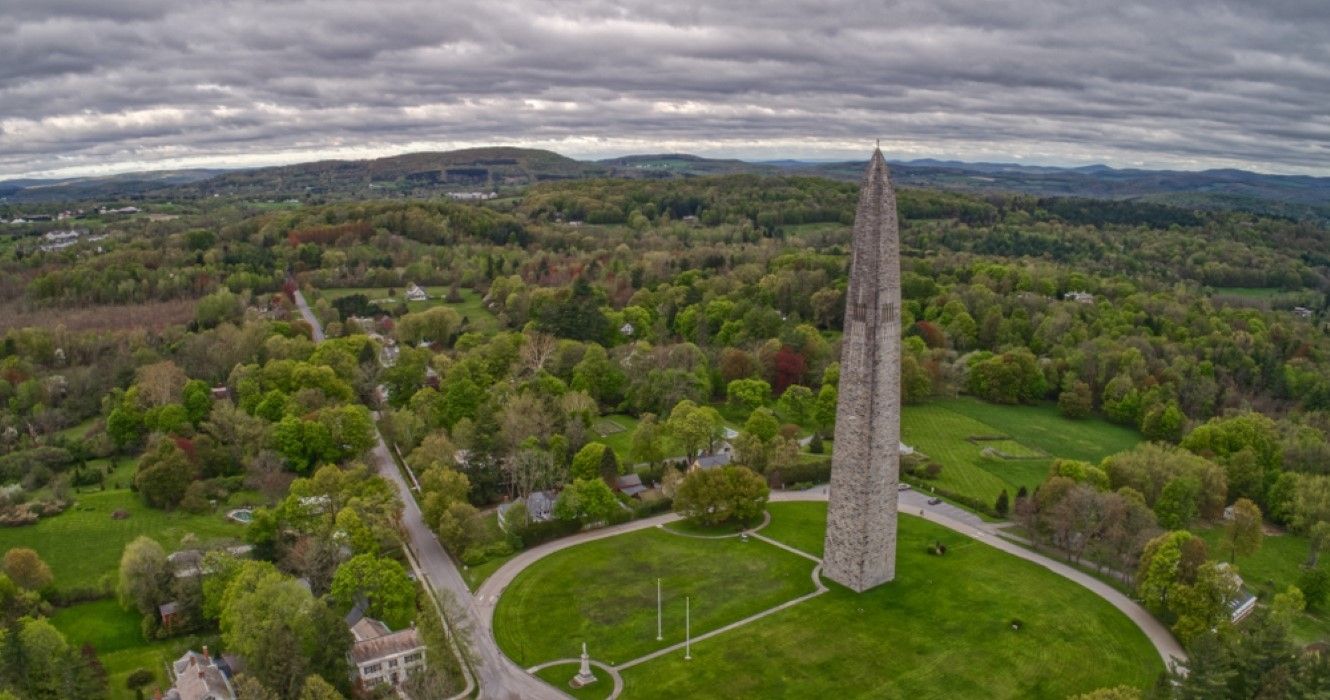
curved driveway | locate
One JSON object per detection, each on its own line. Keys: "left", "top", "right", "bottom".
{"left": 298, "top": 290, "right": 1184, "bottom": 694}
{"left": 476, "top": 487, "right": 1185, "bottom": 687}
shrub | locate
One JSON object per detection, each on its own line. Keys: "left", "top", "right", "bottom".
{"left": 767, "top": 459, "right": 831, "bottom": 488}
{"left": 515, "top": 518, "right": 582, "bottom": 548}
{"left": 126, "top": 668, "right": 155, "bottom": 691}
{"left": 922, "top": 462, "right": 943, "bottom": 479}
{"left": 460, "top": 548, "right": 488, "bottom": 567}
{"left": 808, "top": 433, "right": 824, "bottom": 454}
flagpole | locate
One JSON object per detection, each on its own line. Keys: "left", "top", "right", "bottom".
{"left": 685, "top": 595, "right": 692, "bottom": 661}
{"left": 656, "top": 578, "right": 663, "bottom": 641}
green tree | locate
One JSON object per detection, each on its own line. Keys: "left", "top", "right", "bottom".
{"left": 197, "top": 288, "right": 244, "bottom": 328}
{"left": 1181, "top": 412, "right": 1282, "bottom": 472}
{"left": 117, "top": 537, "right": 171, "bottom": 616}
{"left": 629, "top": 413, "right": 666, "bottom": 464}
{"left": 231, "top": 674, "right": 279, "bottom": 700}
{"left": 570, "top": 344, "right": 624, "bottom": 408}
{"left": 1136, "top": 530, "right": 1195, "bottom": 614}
{"left": 1057, "top": 379, "right": 1093, "bottom": 419}
{"left": 1140, "top": 402, "right": 1184, "bottom": 443}
{"left": 1223, "top": 498, "right": 1263, "bottom": 563}
{"left": 134, "top": 436, "right": 197, "bottom": 509}
{"left": 1154, "top": 476, "right": 1201, "bottom": 529}
{"left": 2, "top": 548, "right": 52, "bottom": 591}
{"left": 330, "top": 554, "right": 415, "bottom": 630}
{"left": 220, "top": 563, "right": 350, "bottom": 698}
{"left": 181, "top": 379, "right": 213, "bottom": 425}
{"left": 570, "top": 443, "right": 610, "bottom": 481}
{"left": 994, "top": 489, "right": 1010, "bottom": 517}
{"left": 726, "top": 378, "right": 771, "bottom": 412}
{"left": 742, "top": 408, "right": 780, "bottom": 443}
{"left": 1169, "top": 561, "right": 1240, "bottom": 645}
{"left": 775, "top": 384, "right": 814, "bottom": 426}
{"left": 665, "top": 400, "right": 723, "bottom": 460}
{"left": 553, "top": 478, "right": 618, "bottom": 524}
{"left": 673, "top": 466, "right": 770, "bottom": 526}
{"left": 107, "top": 405, "right": 145, "bottom": 451}
{"left": 298, "top": 674, "right": 346, "bottom": 700}
{"left": 814, "top": 384, "right": 837, "bottom": 432}
{"left": 396, "top": 306, "right": 462, "bottom": 346}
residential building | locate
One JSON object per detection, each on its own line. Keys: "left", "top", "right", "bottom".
{"left": 164, "top": 647, "right": 235, "bottom": 700}
{"left": 690, "top": 453, "right": 732, "bottom": 471}
{"left": 404, "top": 283, "right": 429, "bottom": 302}
{"left": 347, "top": 608, "right": 427, "bottom": 688}
{"left": 614, "top": 474, "right": 648, "bottom": 498}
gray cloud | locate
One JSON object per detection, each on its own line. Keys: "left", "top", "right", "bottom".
{"left": 0, "top": 0, "right": 1327, "bottom": 178}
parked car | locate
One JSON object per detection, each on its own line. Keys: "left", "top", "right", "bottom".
{"left": 926, "top": 497, "right": 943, "bottom": 505}
{"left": 897, "top": 483, "right": 911, "bottom": 491}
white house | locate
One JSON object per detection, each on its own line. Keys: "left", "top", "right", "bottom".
{"left": 1064, "top": 291, "right": 1095, "bottom": 304}
{"left": 404, "top": 283, "right": 429, "bottom": 302}
{"left": 347, "top": 609, "right": 427, "bottom": 688}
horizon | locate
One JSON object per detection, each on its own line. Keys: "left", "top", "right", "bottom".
{"left": 5, "top": 143, "right": 1328, "bottom": 184}
{"left": 3, "top": 1, "right": 1328, "bottom": 180}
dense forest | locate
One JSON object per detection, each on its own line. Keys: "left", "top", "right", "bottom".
{"left": 2, "top": 170, "right": 1330, "bottom": 698}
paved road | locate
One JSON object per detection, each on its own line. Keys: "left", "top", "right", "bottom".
{"left": 295, "top": 286, "right": 560, "bottom": 699}
{"left": 291, "top": 289, "right": 326, "bottom": 342}
{"left": 295, "top": 288, "right": 1183, "bottom": 689}
{"left": 478, "top": 487, "right": 1186, "bottom": 676}
{"left": 370, "top": 435, "right": 560, "bottom": 699}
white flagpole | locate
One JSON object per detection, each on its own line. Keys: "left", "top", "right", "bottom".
{"left": 685, "top": 595, "right": 692, "bottom": 661}
{"left": 656, "top": 578, "right": 663, "bottom": 641}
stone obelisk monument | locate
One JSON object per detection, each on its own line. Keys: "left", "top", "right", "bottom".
{"left": 822, "top": 146, "right": 902, "bottom": 592}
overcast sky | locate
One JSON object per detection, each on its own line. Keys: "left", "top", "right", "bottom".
{"left": 1, "top": 0, "right": 1328, "bottom": 179}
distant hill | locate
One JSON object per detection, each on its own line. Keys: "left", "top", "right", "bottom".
{"left": 0, "top": 169, "right": 222, "bottom": 202}
{"left": 3, "top": 147, "right": 1328, "bottom": 219}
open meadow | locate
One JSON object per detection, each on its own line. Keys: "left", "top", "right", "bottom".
{"left": 900, "top": 397, "right": 1141, "bottom": 507}
{"left": 318, "top": 286, "right": 500, "bottom": 333}
{"left": 0, "top": 488, "right": 244, "bottom": 591}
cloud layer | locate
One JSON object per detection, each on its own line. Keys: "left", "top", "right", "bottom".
{"left": 1, "top": 0, "right": 1328, "bottom": 178}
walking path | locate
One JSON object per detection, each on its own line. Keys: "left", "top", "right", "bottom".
{"left": 295, "top": 284, "right": 1183, "bottom": 695}
{"left": 477, "top": 487, "right": 1186, "bottom": 693}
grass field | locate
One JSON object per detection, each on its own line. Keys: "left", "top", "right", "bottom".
{"left": 614, "top": 502, "right": 1161, "bottom": 699}
{"left": 899, "top": 398, "right": 1141, "bottom": 506}
{"left": 0, "top": 489, "right": 244, "bottom": 590}
{"left": 1191, "top": 525, "right": 1330, "bottom": 645}
{"left": 493, "top": 526, "right": 817, "bottom": 666}
{"left": 51, "top": 599, "right": 218, "bottom": 700}
{"left": 534, "top": 665, "right": 613, "bottom": 700}
{"left": 320, "top": 286, "right": 499, "bottom": 333}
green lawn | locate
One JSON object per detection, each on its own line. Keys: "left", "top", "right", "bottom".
{"left": 534, "top": 664, "right": 613, "bottom": 700}
{"left": 618, "top": 502, "right": 1162, "bottom": 699}
{"left": 320, "top": 286, "right": 499, "bottom": 333}
{"left": 0, "top": 489, "right": 245, "bottom": 590}
{"left": 1192, "top": 525, "right": 1330, "bottom": 644}
{"left": 493, "top": 525, "right": 817, "bottom": 667}
{"left": 51, "top": 599, "right": 218, "bottom": 700}
{"left": 899, "top": 398, "right": 1141, "bottom": 506}
{"left": 937, "top": 397, "right": 1141, "bottom": 463}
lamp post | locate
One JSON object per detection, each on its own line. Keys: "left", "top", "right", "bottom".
{"left": 685, "top": 596, "right": 692, "bottom": 661}
{"left": 656, "top": 578, "right": 663, "bottom": 641}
